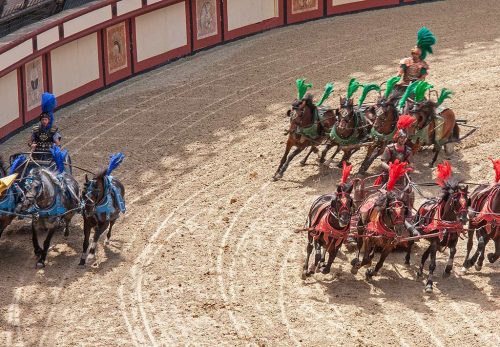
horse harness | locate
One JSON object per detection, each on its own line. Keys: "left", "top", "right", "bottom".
{"left": 88, "top": 176, "right": 126, "bottom": 222}
{"left": 471, "top": 185, "right": 500, "bottom": 237}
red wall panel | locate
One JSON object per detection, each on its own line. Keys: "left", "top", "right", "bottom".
{"left": 327, "top": 0, "right": 399, "bottom": 15}
{"left": 223, "top": 0, "right": 285, "bottom": 41}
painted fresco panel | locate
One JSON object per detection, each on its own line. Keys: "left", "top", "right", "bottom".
{"left": 106, "top": 22, "right": 128, "bottom": 74}
{"left": 196, "top": 0, "right": 218, "bottom": 39}
{"left": 25, "top": 56, "right": 44, "bottom": 111}
{"left": 291, "top": 0, "right": 318, "bottom": 14}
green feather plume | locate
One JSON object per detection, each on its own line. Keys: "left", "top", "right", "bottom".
{"left": 358, "top": 83, "right": 381, "bottom": 107}
{"left": 398, "top": 81, "right": 418, "bottom": 109}
{"left": 384, "top": 76, "right": 401, "bottom": 98}
{"left": 315, "top": 83, "right": 334, "bottom": 106}
{"left": 414, "top": 81, "right": 433, "bottom": 102}
{"left": 437, "top": 88, "right": 453, "bottom": 106}
{"left": 296, "top": 79, "right": 313, "bottom": 100}
{"left": 416, "top": 26, "right": 437, "bottom": 59}
{"left": 346, "top": 78, "right": 362, "bottom": 99}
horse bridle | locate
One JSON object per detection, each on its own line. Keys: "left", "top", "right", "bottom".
{"left": 450, "top": 189, "right": 468, "bottom": 219}
{"left": 329, "top": 192, "right": 352, "bottom": 220}
{"left": 387, "top": 200, "right": 406, "bottom": 225}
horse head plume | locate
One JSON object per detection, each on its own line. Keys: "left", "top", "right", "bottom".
{"left": 107, "top": 152, "right": 125, "bottom": 176}
{"left": 398, "top": 81, "right": 418, "bottom": 109}
{"left": 437, "top": 88, "right": 453, "bottom": 106}
{"left": 315, "top": 83, "right": 334, "bottom": 106}
{"left": 384, "top": 76, "right": 401, "bottom": 98}
{"left": 50, "top": 146, "right": 68, "bottom": 173}
{"left": 435, "top": 160, "right": 453, "bottom": 187}
{"left": 346, "top": 78, "right": 362, "bottom": 100}
{"left": 489, "top": 157, "right": 500, "bottom": 183}
{"left": 413, "top": 81, "right": 434, "bottom": 103}
{"left": 387, "top": 160, "right": 411, "bottom": 191}
{"left": 340, "top": 161, "right": 353, "bottom": 185}
{"left": 9, "top": 155, "right": 27, "bottom": 175}
{"left": 41, "top": 92, "right": 57, "bottom": 129}
{"left": 296, "top": 79, "right": 313, "bottom": 100}
{"left": 358, "top": 83, "right": 381, "bottom": 107}
{"left": 416, "top": 26, "right": 437, "bottom": 60}
{"left": 397, "top": 114, "right": 416, "bottom": 130}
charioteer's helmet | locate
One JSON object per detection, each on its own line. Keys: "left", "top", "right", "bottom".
{"left": 39, "top": 112, "right": 50, "bottom": 121}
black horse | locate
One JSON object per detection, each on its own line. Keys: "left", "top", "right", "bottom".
{"left": 18, "top": 167, "right": 80, "bottom": 267}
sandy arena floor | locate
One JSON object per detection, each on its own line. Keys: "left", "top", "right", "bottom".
{"left": 1, "top": 0, "right": 499, "bottom": 345}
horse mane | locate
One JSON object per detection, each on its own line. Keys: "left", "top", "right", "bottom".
{"left": 95, "top": 167, "right": 107, "bottom": 180}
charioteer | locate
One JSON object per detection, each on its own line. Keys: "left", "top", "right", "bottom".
{"left": 29, "top": 93, "right": 61, "bottom": 160}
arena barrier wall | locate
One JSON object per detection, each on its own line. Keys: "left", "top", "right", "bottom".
{"left": 0, "top": 0, "right": 418, "bottom": 140}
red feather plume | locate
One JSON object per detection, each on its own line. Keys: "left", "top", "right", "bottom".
{"left": 397, "top": 115, "right": 416, "bottom": 130}
{"left": 435, "top": 160, "right": 453, "bottom": 187}
{"left": 341, "top": 161, "right": 352, "bottom": 184}
{"left": 489, "top": 157, "right": 500, "bottom": 183}
{"left": 387, "top": 160, "right": 412, "bottom": 191}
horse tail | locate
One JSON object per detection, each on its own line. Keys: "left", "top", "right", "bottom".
{"left": 0, "top": 156, "right": 6, "bottom": 177}
{"left": 452, "top": 122, "right": 460, "bottom": 141}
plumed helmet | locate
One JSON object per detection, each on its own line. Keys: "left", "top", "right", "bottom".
{"left": 39, "top": 112, "right": 51, "bottom": 121}
{"left": 394, "top": 129, "right": 408, "bottom": 141}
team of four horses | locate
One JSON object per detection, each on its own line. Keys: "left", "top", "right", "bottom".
{"left": 274, "top": 76, "right": 499, "bottom": 293}
{"left": 0, "top": 147, "right": 126, "bottom": 268}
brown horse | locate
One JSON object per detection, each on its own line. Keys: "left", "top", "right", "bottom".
{"left": 407, "top": 100, "right": 459, "bottom": 167}
{"left": 409, "top": 180, "right": 469, "bottom": 292}
{"left": 302, "top": 183, "right": 354, "bottom": 278}
{"left": 350, "top": 190, "right": 408, "bottom": 279}
{"left": 273, "top": 95, "right": 336, "bottom": 180}
{"left": 322, "top": 97, "right": 371, "bottom": 168}
{"left": 358, "top": 95, "right": 400, "bottom": 174}
{"left": 462, "top": 183, "right": 500, "bottom": 271}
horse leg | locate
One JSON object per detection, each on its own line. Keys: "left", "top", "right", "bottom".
{"left": 325, "top": 146, "right": 341, "bottom": 167}
{"left": 37, "top": 226, "right": 57, "bottom": 268}
{"left": 429, "top": 144, "right": 441, "bottom": 167}
{"left": 366, "top": 244, "right": 392, "bottom": 280}
{"left": 311, "top": 240, "right": 322, "bottom": 273}
{"left": 273, "top": 139, "right": 292, "bottom": 180}
{"left": 425, "top": 241, "right": 438, "bottom": 293}
{"left": 322, "top": 242, "right": 340, "bottom": 274}
{"left": 476, "top": 234, "right": 490, "bottom": 271}
{"left": 405, "top": 240, "right": 414, "bottom": 266}
{"left": 302, "top": 235, "right": 314, "bottom": 279}
{"left": 300, "top": 146, "right": 317, "bottom": 166}
{"left": 319, "top": 142, "right": 334, "bottom": 164}
{"left": 79, "top": 220, "right": 92, "bottom": 266}
{"left": 443, "top": 236, "right": 458, "bottom": 277}
{"left": 316, "top": 238, "right": 329, "bottom": 272}
{"left": 417, "top": 243, "right": 431, "bottom": 277}
{"left": 461, "top": 228, "right": 475, "bottom": 270}
{"left": 277, "top": 147, "right": 304, "bottom": 179}
{"left": 487, "top": 235, "right": 500, "bottom": 263}
{"left": 358, "top": 145, "right": 380, "bottom": 175}
{"left": 31, "top": 220, "right": 42, "bottom": 257}
{"left": 105, "top": 220, "right": 115, "bottom": 245}
{"left": 87, "top": 222, "right": 109, "bottom": 264}
{"left": 337, "top": 149, "right": 359, "bottom": 168}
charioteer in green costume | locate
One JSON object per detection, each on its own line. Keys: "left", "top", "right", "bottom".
{"left": 395, "top": 27, "right": 436, "bottom": 94}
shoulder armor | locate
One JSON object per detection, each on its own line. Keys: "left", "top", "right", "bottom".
{"left": 400, "top": 57, "right": 411, "bottom": 65}
{"left": 32, "top": 125, "right": 40, "bottom": 131}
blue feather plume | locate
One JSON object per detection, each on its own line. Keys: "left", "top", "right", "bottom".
{"left": 41, "top": 92, "right": 57, "bottom": 129}
{"left": 50, "top": 146, "right": 68, "bottom": 173}
{"left": 107, "top": 153, "right": 125, "bottom": 176}
{"left": 9, "top": 155, "right": 27, "bottom": 175}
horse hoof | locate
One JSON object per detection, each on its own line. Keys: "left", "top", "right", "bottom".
{"left": 425, "top": 285, "right": 433, "bottom": 294}
{"left": 416, "top": 271, "right": 423, "bottom": 278}
{"left": 79, "top": 259, "right": 86, "bottom": 266}
{"left": 487, "top": 253, "right": 497, "bottom": 263}
{"left": 272, "top": 173, "right": 282, "bottom": 181}
{"left": 321, "top": 267, "right": 331, "bottom": 274}
{"left": 442, "top": 271, "right": 451, "bottom": 278}
{"left": 36, "top": 261, "right": 45, "bottom": 269}
{"left": 299, "top": 161, "right": 306, "bottom": 167}
{"left": 301, "top": 271, "right": 307, "bottom": 280}
{"left": 365, "top": 270, "right": 373, "bottom": 280}
{"left": 474, "top": 264, "right": 482, "bottom": 271}
{"left": 350, "top": 267, "right": 358, "bottom": 275}
{"left": 459, "top": 267, "right": 468, "bottom": 274}
{"left": 404, "top": 261, "right": 411, "bottom": 267}
{"left": 104, "top": 238, "right": 111, "bottom": 246}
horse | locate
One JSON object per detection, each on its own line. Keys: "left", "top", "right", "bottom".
{"left": 0, "top": 156, "right": 24, "bottom": 239}
{"left": 18, "top": 167, "right": 80, "bottom": 267}
{"left": 79, "top": 168, "right": 125, "bottom": 266}
{"left": 302, "top": 182, "right": 354, "bottom": 279}
{"left": 273, "top": 95, "right": 336, "bottom": 180}
{"left": 407, "top": 99, "right": 459, "bottom": 167}
{"left": 409, "top": 179, "right": 469, "bottom": 292}
{"left": 350, "top": 189, "right": 409, "bottom": 279}
{"left": 322, "top": 97, "right": 371, "bottom": 168}
{"left": 358, "top": 95, "right": 400, "bottom": 175}
{"left": 462, "top": 183, "right": 500, "bottom": 271}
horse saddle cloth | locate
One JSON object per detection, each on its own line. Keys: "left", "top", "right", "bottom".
{"left": 470, "top": 185, "right": 493, "bottom": 214}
